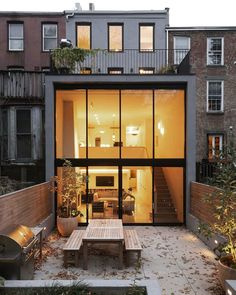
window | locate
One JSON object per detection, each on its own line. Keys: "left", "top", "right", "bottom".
{"left": 108, "top": 67, "right": 123, "bottom": 74}
{"left": 108, "top": 24, "right": 123, "bottom": 52}
{"left": 7, "top": 66, "right": 24, "bottom": 71}
{"left": 77, "top": 24, "right": 91, "bottom": 49}
{"left": 80, "top": 67, "right": 92, "bottom": 74}
{"left": 1, "top": 109, "right": 8, "bottom": 160}
{"left": 139, "top": 24, "right": 154, "bottom": 51}
{"left": 174, "top": 36, "right": 190, "bottom": 64}
{"left": 43, "top": 24, "right": 57, "bottom": 51}
{"left": 207, "top": 37, "right": 224, "bottom": 65}
{"left": 207, "top": 81, "right": 224, "bottom": 112}
{"left": 16, "top": 109, "right": 32, "bottom": 159}
{"left": 8, "top": 23, "right": 24, "bottom": 51}
{"left": 139, "top": 68, "right": 154, "bottom": 74}
{"left": 208, "top": 134, "right": 223, "bottom": 159}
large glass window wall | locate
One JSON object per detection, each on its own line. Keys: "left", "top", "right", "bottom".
{"left": 55, "top": 87, "right": 185, "bottom": 224}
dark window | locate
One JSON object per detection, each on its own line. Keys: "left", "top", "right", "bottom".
{"left": 1, "top": 109, "right": 8, "bottom": 160}
{"left": 207, "top": 37, "right": 224, "bottom": 65}
{"left": 108, "top": 67, "right": 123, "bottom": 74}
{"left": 43, "top": 24, "right": 58, "bottom": 51}
{"left": 96, "top": 176, "right": 114, "bottom": 186}
{"left": 108, "top": 24, "right": 123, "bottom": 52}
{"left": 8, "top": 23, "right": 24, "bottom": 51}
{"left": 139, "top": 24, "right": 154, "bottom": 52}
{"left": 207, "top": 81, "right": 223, "bottom": 112}
{"left": 16, "top": 109, "right": 31, "bottom": 159}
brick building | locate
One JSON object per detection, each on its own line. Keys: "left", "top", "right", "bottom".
{"left": 0, "top": 12, "right": 65, "bottom": 185}
{"left": 167, "top": 27, "right": 236, "bottom": 163}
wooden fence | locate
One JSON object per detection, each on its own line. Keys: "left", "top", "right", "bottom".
{"left": 0, "top": 182, "right": 53, "bottom": 231}
{"left": 0, "top": 71, "right": 45, "bottom": 99}
{"left": 190, "top": 181, "right": 219, "bottom": 225}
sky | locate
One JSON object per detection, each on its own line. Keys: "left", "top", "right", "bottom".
{"left": 1, "top": 0, "right": 236, "bottom": 27}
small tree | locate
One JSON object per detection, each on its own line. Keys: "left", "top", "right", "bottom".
{"left": 200, "top": 133, "right": 236, "bottom": 267}
{"left": 51, "top": 160, "right": 85, "bottom": 218}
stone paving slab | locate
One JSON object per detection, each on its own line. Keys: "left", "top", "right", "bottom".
{"left": 34, "top": 226, "right": 224, "bottom": 295}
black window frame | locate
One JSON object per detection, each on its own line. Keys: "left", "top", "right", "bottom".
{"left": 76, "top": 22, "right": 92, "bottom": 49}
{"left": 107, "top": 23, "right": 124, "bottom": 52}
{"left": 139, "top": 23, "right": 155, "bottom": 52}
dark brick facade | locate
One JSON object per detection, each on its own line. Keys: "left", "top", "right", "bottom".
{"left": 168, "top": 28, "right": 236, "bottom": 161}
{"left": 0, "top": 12, "right": 66, "bottom": 71}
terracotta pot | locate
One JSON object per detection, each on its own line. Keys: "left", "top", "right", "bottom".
{"left": 218, "top": 255, "right": 236, "bottom": 289}
{"left": 57, "top": 216, "right": 78, "bottom": 237}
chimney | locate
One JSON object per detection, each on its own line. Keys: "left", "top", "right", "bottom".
{"left": 89, "top": 3, "right": 95, "bottom": 11}
{"left": 75, "top": 3, "right": 82, "bottom": 11}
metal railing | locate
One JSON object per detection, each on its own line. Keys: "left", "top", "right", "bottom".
{"left": 0, "top": 71, "right": 45, "bottom": 99}
{"left": 50, "top": 49, "right": 190, "bottom": 75}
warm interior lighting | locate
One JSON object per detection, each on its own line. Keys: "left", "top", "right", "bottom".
{"left": 126, "top": 126, "right": 139, "bottom": 135}
{"left": 157, "top": 121, "right": 165, "bottom": 135}
{"left": 99, "top": 130, "right": 105, "bottom": 134}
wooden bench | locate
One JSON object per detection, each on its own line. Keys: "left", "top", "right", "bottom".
{"left": 124, "top": 229, "right": 142, "bottom": 264}
{"left": 63, "top": 230, "right": 85, "bottom": 268}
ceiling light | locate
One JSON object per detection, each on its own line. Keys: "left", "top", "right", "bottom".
{"left": 100, "top": 130, "right": 105, "bottom": 134}
{"left": 126, "top": 126, "right": 139, "bottom": 135}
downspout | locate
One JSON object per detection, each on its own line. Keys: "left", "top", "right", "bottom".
{"left": 65, "top": 11, "right": 75, "bottom": 21}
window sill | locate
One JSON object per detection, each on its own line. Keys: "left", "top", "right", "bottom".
{"left": 206, "top": 111, "right": 224, "bottom": 115}
{"left": 206, "top": 65, "right": 225, "bottom": 68}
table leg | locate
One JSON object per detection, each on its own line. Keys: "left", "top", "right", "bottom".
{"left": 118, "top": 241, "right": 123, "bottom": 269}
{"left": 83, "top": 241, "right": 88, "bottom": 270}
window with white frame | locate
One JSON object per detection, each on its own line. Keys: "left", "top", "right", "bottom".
{"left": 207, "top": 81, "right": 224, "bottom": 112}
{"left": 43, "top": 24, "right": 58, "bottom": 51}
{"left": 207, "top": 134, "right": 223, "bottom": 159}
{"left": 174, "top": 36, "right": 190, "bottom": 64}
{"left": 8, "top": 23, "right": 24, "bottom": 51}
{"left": 207, "top": 37, "right": 224, "bottom": 65}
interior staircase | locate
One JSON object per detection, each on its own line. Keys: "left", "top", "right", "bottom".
{"left": 154, "top": 167, "right": 179, "bottom": 223}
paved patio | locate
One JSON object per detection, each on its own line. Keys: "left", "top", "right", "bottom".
{"left": 34, "top": 226, "right": 224, "bottom": 295}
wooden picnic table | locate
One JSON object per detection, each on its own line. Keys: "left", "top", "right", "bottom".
{"left": 83, "top": 219, "right": 124, "bottom": 270}
{"left": 88, "top": 219, "right": 122, "bottom": 228}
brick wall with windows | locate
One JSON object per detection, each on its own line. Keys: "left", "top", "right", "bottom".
{"left": 0, "top": 12, "right": 65, "bottom": 71}
{"left": 168, "top": 28, "right": 236, "bottom": 161}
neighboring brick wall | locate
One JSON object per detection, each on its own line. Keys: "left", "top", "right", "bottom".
{"left": 168, "top": 30, "right": 236, "bottom": 162}
{"left": 0, "top": 182, "right": 53, "bottom": 231}
{"left": 190, "top": 181, "right": 219, "bottom": 225}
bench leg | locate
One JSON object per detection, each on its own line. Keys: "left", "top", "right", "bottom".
{"left": 118, "top": 241, "right": 123, "bottom": 269}
{"left": 75, "top": 251, "right": 79, "bottom": 267}
{"left": 64, "top": 251, "right": 68, "bottom": 268}
{"left": 83, "top": 241, "right": 88, "bottom": 270}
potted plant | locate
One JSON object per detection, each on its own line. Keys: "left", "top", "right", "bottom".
{"left": 199, "top": 134, "right": 236, "bottom": 289}
{"left": 51, "top": 47, "right": 92, "bottom": 73}
{"left": 51, "top": 159, "right": 85, "bottom": 236}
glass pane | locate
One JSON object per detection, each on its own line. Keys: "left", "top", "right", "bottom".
{"left": 88, "top": 90, "right": 119, "bottom": 158}
{"left": 140, "top": 25, "right": 153, "bottom": 51}
{"left": 155, "top": 90, "right": 185, "bottom": 158}
{"left": 77, "top": 25, "right": 90, "bottom": 49}
{"left": 88, "top": 166, "right": 119, "bottom": 220}
{"left": 122, "top": 166, "right": 152, "bottom": 223}
{"left": 17, "top": 135, "right": 31, "bottom": 158}
{"left": 121, "top": 90, "right": 153, "bottom": 158}
{"left": 9, "top": 40, "right": 23, "bottom": 50}
{"left": 57, "top": 167, "right": 87, "bottom": 223}
{"left": 44, "top": 24, "right": 57, "bottom": 37}
{"left": 154, "top": 167, "right": 183, "bottom": 223}
{"left": 16, "top": 110, "right": 31, "bottom": 133}
{"left": 109, "top": 25, "right": 122, "bottom": 51}
{"left": 44, "top": 38, "right": 57, "bottom": 50}
{"left": 174, "top": 37, "right": 190, "bottom": 64}
{"left": 9, "top": 24, "right": 23, "bottom": 38}
{"left": 56, "top": 90, "right": 86, "bottom": 158}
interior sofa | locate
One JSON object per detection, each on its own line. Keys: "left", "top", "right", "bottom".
{"left": 93, "top": 190, "right": 135, "bottom": 215}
